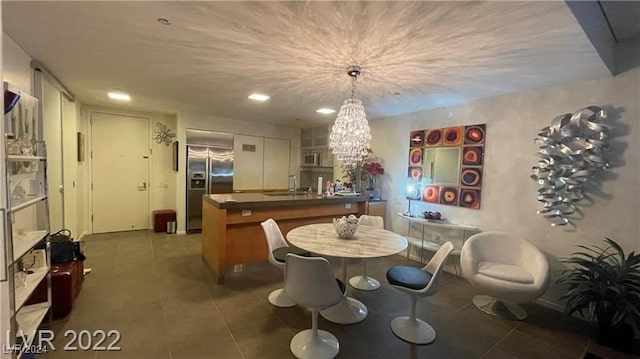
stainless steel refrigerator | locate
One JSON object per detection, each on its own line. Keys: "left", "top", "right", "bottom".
{"left": 186, "top": 132, "right": 234, "bottom": 232}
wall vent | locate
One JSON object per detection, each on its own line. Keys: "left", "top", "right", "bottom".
{"left": 242, "top": 144, "right": 256, "bottom": 152}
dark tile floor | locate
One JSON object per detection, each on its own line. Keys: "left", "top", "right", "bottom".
{"left": 39, "top": 230, "right": 600, "bottom": 359}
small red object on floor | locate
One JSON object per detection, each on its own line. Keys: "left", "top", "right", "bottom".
{"left": 27, "top": 260, "right": 84, "bottom": 319}
{"left": 153, "top": 209, "right": 176, "bottom": 232}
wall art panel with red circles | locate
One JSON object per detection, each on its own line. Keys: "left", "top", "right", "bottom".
{"left": 406, "top": 124, "right": 485, "bottom": 209}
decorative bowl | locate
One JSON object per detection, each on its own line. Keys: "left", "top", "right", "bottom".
{"left": 333, "top": 215, "right": 359, "bottom": 239}
{"left": 422, "top": 211, "right": 444, "bottom": 221}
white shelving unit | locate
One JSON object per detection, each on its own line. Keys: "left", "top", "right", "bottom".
{"left": 14, "top": 266, "right": 49, "bottom": 311}
{"left": 15, "top": 302, "right": 50, "bottom": 353}
{"left": 397, "top": 212, "right": 479, "bottom": 274}
{"left": 7, "top": 155, "right": 46, "bottom": 162}
{"left": 12, "top": 230, "right": 48, "bottom": 262}
{"left": 11, "top": 196, "right": 47, "bottom": 213}
{"left": 2, "top": 83, "right": 51, "bottom": 359}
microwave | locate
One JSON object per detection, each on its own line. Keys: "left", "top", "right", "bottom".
{"left": 302, "top": 152, "right": 320, "bottom": 166}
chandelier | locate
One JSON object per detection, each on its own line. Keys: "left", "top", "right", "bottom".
{"left": 329, "top": 66, "right": 371, "bottom": 167}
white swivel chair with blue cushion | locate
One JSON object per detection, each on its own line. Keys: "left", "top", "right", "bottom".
{"left": 460, "top": 231, "right": 550, "bottom": 320}
{"left": 386, "top": 242, "right": 454, "bottom": 344}
{"left": 284, "top": 253, "right": 345, "bottom": 359}
{"left": 349, "top": 215, "right": 385, "bottom": 290}
{"left": 260, "top": 219, "right": 311, "bottom": 308}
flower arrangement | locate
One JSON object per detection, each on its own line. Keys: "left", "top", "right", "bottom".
{"left": 341, "top": 149, "right": 385, "bottom": 191}
{"left": 362, "top": 161, "right": 385, "bottom": 177}
{"left": 361, "top": 149, "right": 385, "bottom": 190}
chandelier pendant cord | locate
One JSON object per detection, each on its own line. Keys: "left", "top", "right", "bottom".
{"left": 350, "top": 74, "right": 357, "bottom": 99}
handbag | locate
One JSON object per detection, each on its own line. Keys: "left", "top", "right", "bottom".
{"left": 49, "top": 229, "right": 86, "bottom": 263}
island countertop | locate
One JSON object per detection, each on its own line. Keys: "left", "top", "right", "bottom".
{"left": 201, "top": 192, "right": 371, "bottom": 283}
{"left": 204, "top": 192, "right": 367, "bottom": 209}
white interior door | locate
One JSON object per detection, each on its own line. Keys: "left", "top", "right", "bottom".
{"left": 91, "top": 113, "right": 150, "bottom": 233}
{"left": 40, "top": 76, "right": 64, "bottom": 232}
{"left": 61, "top": 96, "right": 78, "bottom": 235}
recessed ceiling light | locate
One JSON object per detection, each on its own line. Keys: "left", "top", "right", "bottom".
{"left": 316, "top": 108, "right": 335, "bottom": 114}
{"left": 108, "top": 91, "right": 131, "bottom": 101}
{"left": 157, "top": 18, "right": 172, "bottom": 26}
{"left": 248, "top": 93, "right": 270, "bottom": 101}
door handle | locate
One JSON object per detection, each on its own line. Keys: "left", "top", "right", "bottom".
{"left": 137, "top": 182, "right": 148, "bottom": 190}
{"left": 59, "top": 185, "right": 64, "bottom": 194}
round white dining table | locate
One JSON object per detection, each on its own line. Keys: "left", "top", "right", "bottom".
{"left": 286, "top": 223, "right": 408, "bottom": 324}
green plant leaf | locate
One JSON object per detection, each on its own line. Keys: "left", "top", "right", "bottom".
{"left": 557, "top": 237, "right": 640, "bottom": 328}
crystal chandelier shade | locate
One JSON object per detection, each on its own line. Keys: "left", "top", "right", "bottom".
{"left": 329, "top": 66, "right": 372, "bottom": 167}
{"left": 329, "top": 98, "right": 371, "bottom": 166}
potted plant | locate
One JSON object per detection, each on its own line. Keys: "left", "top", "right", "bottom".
{"left": 557, "top": 237, "right": 640, "bottom": 352}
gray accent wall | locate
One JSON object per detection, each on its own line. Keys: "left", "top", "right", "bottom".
{"left": 374, "top": 67, "right": 640, "bottom": 308}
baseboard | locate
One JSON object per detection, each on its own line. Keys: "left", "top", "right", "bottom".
{"left": 77, "top": 231, "right": 90, "bottom": 241}
{"left": 535, "top": 298, "right": 565, "bottom": 313}
{"left": 176, "top": 230, "right": 187, "bottom": 235}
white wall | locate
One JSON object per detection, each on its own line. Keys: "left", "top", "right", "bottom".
{"left": 374, "top": 67, "right": 640, "bottom": 307}
{"left": 3, "top": 32, "right": 87, "bottom": 238}
{"left": 82, "top": 106, "right": 178, "bottom": 232}
{"left": 76, "top": 105, "right": 88, "bottom": 236}
{"left": 1, "top": 31, "right": 299, "bottom": 236}
{"left": 2, "top": 33, "right": 31, "bottom": 94}
{"left": 176, "top": 111, "right": 300, "bottom": 233}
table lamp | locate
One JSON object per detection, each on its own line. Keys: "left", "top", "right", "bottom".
{"left": 403, "top": 178, "right": 420, "bottom": 217}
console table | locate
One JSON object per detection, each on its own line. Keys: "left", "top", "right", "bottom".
{"left": 396, "top": 213, "right": 479, "bottom": 275}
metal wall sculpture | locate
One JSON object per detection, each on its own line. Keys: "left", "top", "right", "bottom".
{"left": 153, "top": 122, "right": 176, "bottom": 146}
{"left": 531, "top": 106, "right": 609, "bottom": 226}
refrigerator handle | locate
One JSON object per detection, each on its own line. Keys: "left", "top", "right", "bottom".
{"left": 209, "top": 155, "right": 218, "bottom": 194}
{"left": 205, "top": 154, "right": 211, "bottom": 195}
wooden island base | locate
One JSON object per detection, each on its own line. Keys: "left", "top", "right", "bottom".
{"left": 201, "top": 193, "right": 368, "bottom": 283}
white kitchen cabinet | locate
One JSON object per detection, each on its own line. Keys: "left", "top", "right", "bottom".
{"left": 233, "top": 135, "right": 291, "bottom": 191}
{"left": 263, "top": 138, "right": 290, "bottom": 190}
{"left": 233, "top": 134, "right": 264, "bottom": 191}
{"left": 300, "top": 126, "right": 328, "bottom": 149}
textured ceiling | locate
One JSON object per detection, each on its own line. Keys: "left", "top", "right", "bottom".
{"left": 3, "top": 1, "right": 610, "bottom": 126}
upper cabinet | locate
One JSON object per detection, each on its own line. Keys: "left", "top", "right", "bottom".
{"left": 301, "top": 126, "right": 328, "bottom": 149}
{"left": 233, "top": 135, "right": 291, "bottom": 191}
{"left": 301, "top": 126, "right": 333, "bottom": 168}
{"left": 233, "top": 134, "right": 265, "bottom": 191}
{"left": 263, "top": 138, "right": 290, "bottom": 190}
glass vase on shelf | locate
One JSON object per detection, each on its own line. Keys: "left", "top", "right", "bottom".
{"left": 18, "top": 137, "right": 34, "bottom": 156}
{"left": 369, "top": 176, "right": 381, "bottom": 200}
{"left": 11, "top": 180, "right": 26, "bottom": 205}
{"left": 7, "top": 138, "right": 21, "bottom": 155}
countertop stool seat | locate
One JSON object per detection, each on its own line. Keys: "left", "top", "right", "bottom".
{"left": 285, "top": 253, "right": 344, "bottom": 359}
{"left": 272, "top": 247, "right": 311, "bottom": 263}
{"left": 386, "top": 242, "right": 454, "bottom": 344}
{"left": 261, "top": 219, "right": 311, "bottom": 308}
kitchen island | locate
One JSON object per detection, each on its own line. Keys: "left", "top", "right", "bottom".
{"left": 201, "top": 192, "right": 369, "bottom": 282}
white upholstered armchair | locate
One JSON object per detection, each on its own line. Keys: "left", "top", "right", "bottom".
{"left": 460, "top": 231, "right": 549, "bottom": 320}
